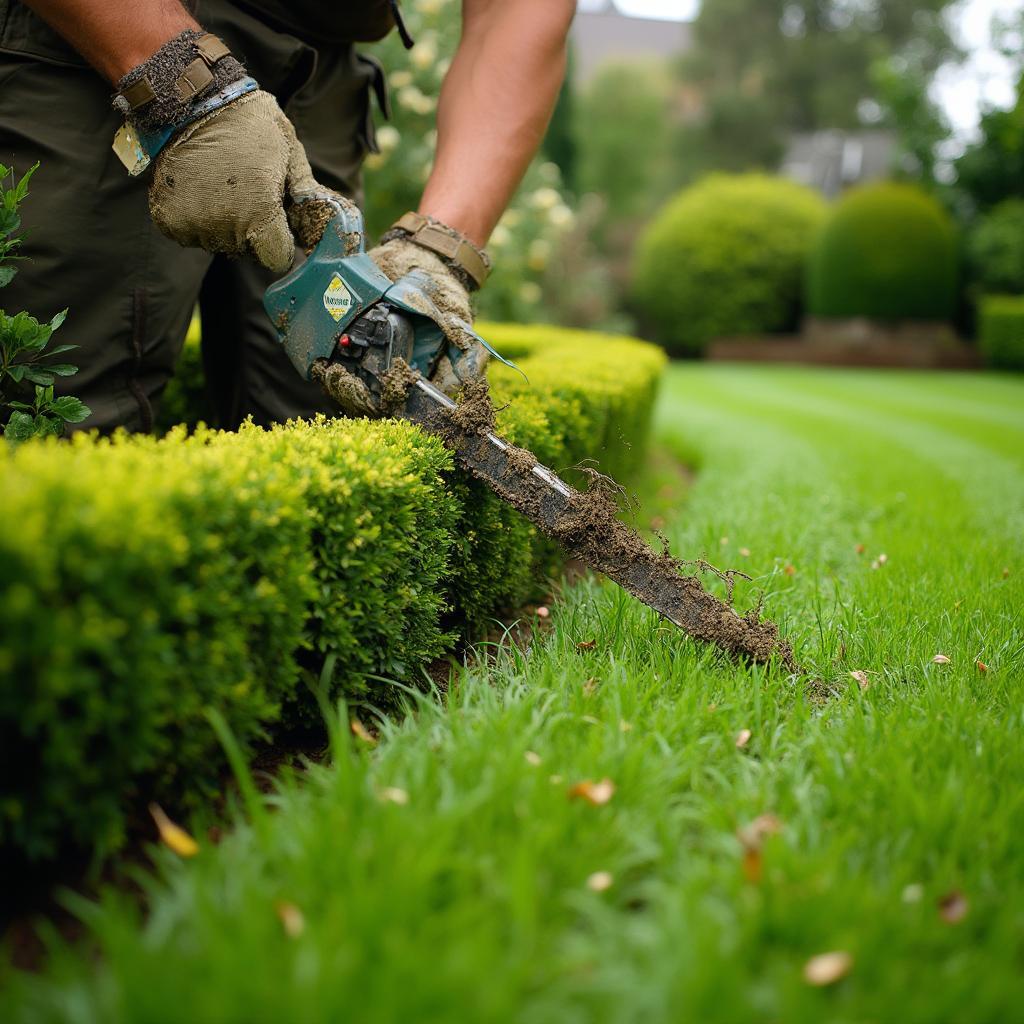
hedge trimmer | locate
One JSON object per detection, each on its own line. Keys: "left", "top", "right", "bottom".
{"left": 264, "top": 199, "right": 795, "bottom": 670}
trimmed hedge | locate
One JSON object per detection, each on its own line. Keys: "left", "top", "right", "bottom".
{"left": 0, "top": 323, "right": 665, "bottom": 862}
{"left": 806, "top": 182, "right": 958, "bottom": 321}
{"left": 966, "top": 199, "right": 1024, "bottom": 297}
{"left": 631, "top": 174, "right": 828, "bottom": 356}
{"left": 978, "top": 295, "right": 1024, "bottom": 370}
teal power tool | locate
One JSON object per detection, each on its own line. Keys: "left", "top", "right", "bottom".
{"left": 263, "top": 199, "right": 795, "bottom": 670}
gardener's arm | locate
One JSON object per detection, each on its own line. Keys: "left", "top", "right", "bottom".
{"left": 418, "top": 0, "right": 576, "bottom": 247}
{"left": 19, "top": 0, "right": 198, "bottom": 81}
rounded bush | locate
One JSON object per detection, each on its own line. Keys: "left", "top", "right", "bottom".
{"left": 632, "top": 174, "right": 827, "bottom": 355}
{"left": 806, "top": 182, "right": 957, "bottom": 320}
{"left": 967, "top": 199, "right": 1024, "bottom": 296}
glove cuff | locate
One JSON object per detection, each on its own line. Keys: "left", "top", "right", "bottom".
{"left": 380, "top": 212, "right": 492, "bottom": 291}
{"left": 113, "top": 30, "right": 249, "bottom": 135}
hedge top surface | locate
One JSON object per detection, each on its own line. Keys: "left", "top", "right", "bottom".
{"left": 805, "top": 181, "right": 958, "bottom": 321}
{"left": 632, "top": 173, "right": 828, "bottom": 356}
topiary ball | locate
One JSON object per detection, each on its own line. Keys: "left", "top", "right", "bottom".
{"left": 631, "top": 174, "right": 827, "bottom": 356}
{"left": 806, "top": 182, "right": 958, "bottom": 321}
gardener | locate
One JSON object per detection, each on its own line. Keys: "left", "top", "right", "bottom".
{"left": 0, "top": 0, "right": 574, "bottom": 430}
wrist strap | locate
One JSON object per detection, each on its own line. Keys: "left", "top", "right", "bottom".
{"left": 392, "top": 212, "right": 491, "bottom": 290}
{"left": 117, "top": 33, "right": 233, "bottom": 112}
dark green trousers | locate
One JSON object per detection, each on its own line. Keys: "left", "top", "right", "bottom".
{"left": 0, "top": 0, "right": 386, "bottom": 431}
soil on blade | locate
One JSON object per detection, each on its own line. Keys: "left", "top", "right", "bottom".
{"left": 438, "top": 380, "right": 796, "bottom": 671}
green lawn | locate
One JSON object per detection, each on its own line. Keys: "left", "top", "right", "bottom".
{"left": 6, "top": 364, "right": 1023, "bottom": 1022}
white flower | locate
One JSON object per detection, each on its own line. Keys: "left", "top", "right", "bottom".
{"left": 548, "top": 204, "right": 574, "bottom": 229}
{"left": 518, "top": 282, "right": 542, "bottom": 304}
{"left": 410, "top": 35, "right": 438, "bottom": 70}
{"left": 389, "top": 70, "right": 413, "bottom": 90}
{"left": 398, "top": 86, "right": 436, "bottom": 116}
{"left": 539, "top": 161, "right": 561, "bottom": 184}
{"left": 500, "top": 209, "right": 522, "bottom": 229}
{"left": 530, "top": 187, "right": 562, "bottom": 211}
{"left": 527, "top": 239, "right": 551, "bottom": 271}
{"left": 489, "top": 225, "right": 512, "bottom": 248}
{"left": 376, "top": 125, "right": 401, "bottom": 152}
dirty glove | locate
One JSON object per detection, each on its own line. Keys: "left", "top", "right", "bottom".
{"left": 370, "top": 215, "right": 493, "bottom": 396}
{"left": 113, "top": 30, "right": 332, "bottom": 273}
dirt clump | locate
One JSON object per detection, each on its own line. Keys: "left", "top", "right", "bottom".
{"left": 378, "top": 357, "right": 420, "bottom": 411}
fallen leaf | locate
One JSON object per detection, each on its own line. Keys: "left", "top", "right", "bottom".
{"left": 741, "top": 846, "right": 763, "bottom": 883}
{"left": 350, "top": 717, "right": 376, "bottom": 745}
{"left": 932, "top": 653, "right": 951, "bottom": 665}
{"left": 901, "top": 883, "right": 924, "bottom": 904}
{"left": 524, "top": 750, "right": 542, "bottom": 766}
{"left": 1002, "top": 567, "right": 1010, "bottom": 579}
{"left": 378, "top": 787, "right": 409, "bottom": 805}
{"left": 938, "top": 890, "right": 968, "bottom": 923}
{"left": 581, "top": 715, "right": 602, "bottom": 726}
{"left": 149, "top": 803, "right": 199, "bottom": 858}
{"left": 739, "top": 547, "right": 751, "bottom": 557}
{"left": 535, "top": 606, "right": 550, "bottom": 619}
{"left": 784, "top": 563, "right": 796, "bottom": 576}
{"left": 576, "top": 640, "right": 597, "bottom": 651}
{"left": 568, "top": 778, "right": 616, "bottom": 806}
{"left": 619, "top": 719, "right": 633, "bottom": 733}
{"left": 976, "top": 660, "right": 988, "bottom": 674}
{"left": 586, "top": 870, "right": 614, "bottom": 892}
{"left": 735, "top": 728, "right": 752, "bottom": 749}
{"left": 803, "top": 951, "right": 853, "bottom": 986}
{"left": 720, "top": 536, "right": 729, "bottom": 546}
{"left": 849, "top": 670, "right": 871, "bottom": 691}
{"left": 583, "top": 677, "right": 599, "bottom": 697}
{"left": 871, "top": 559, "right": 880, "bottom": 570}
{"left": 855, "top": 543, "right": 866, "bottom": 554}
{"left": 275, "top": 901, "right": 305, "bottom": 938}
{"left": 878, "top": 553, "right": 888, "bottom": 565}
{"left": 707, "top": 702, "right": 717, "bottom": 712}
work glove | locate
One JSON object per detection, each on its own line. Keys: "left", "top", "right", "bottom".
{"left": 150, "top": 90, "right": 325, "bottom": 273}
{"left": 368, "top": 234, "right": 490, "bottom": 396}
{"left": 113, "top": 29, "right": 335, "bottom": 273}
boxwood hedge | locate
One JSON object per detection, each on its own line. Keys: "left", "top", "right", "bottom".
{"left": 0, "top": 323, "right": 665, "bottom": 862}
{"left": 978, "top": 295, "right": 1024, "bottom": 370}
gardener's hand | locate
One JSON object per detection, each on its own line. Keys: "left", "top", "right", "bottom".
{"left": 150, "top": 90, "right": 331, "bottom": 273}
{"left": 368, "top": 234, "right": 490, "bottom": 395}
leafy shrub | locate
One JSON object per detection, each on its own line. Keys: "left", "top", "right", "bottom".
{"left": 978, "top": 295, "right": 1024, "bottom": 370}
{"left": 0, "top": 324, "right": 665, "bottom": 861}
{"left": 1, "top": 164, "right": 90, "bottom": 440}
{"left": 806, "top": 182, "right": 958, "bottom": 320}
{"left": 966, "top": 199, "right": 1024, "bottom": 297}
{"left": 632, "top": 174, "right": 827, "bottom": 355}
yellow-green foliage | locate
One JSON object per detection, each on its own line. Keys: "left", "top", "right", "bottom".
{"left": 978, "top": 295, "right": 1024, "bottom": 370}
{"left": 0, "top": 323, "right": 664, "bottom": 862}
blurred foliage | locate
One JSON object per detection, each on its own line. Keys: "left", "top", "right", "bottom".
{"left": 806, "top": 182, "right": 957, "bottom": 320}
{"left": 363, "top": 0, "right": 574, "bottom": 324}
{"left": 542, "top": 48, "right": 578, "bottom": 194}
{"left": 632, "top": 174, "right": 827, "bottom": 355}
{"left": 966, "top": 199, "right": 1024, "bottom": 297}
{"left": 954, "top": 72, "right": 1024, "bottom": 214}
{"left": 676, "top": 0, "right": 959, "bottom": 178}
{"left": 978, "top": 294, "right": 1024, "bottom": 370}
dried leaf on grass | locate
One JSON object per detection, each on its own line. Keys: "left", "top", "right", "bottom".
{"left": 735, "top": 728, "right": 752, "bottom": 749}
{"left": 275, "top": 901, "right": 305, "bottom": 938}
{"left": 576, "top": 640, "right": 597, "bottom": 651}
{"left": 849, "top": 670, "right": 871, "bottom": 691}
{"left": 932, "top": 653, "right": 951, "bottom": 665}
{"left": 535, "top": 606, "right": 550, "bottom": 619}
{"left": 583, "top": 677, "right": 599, "bottom": 697}
{"left": 737, "top": 813, "right": 782, "bottom": 883}
{"left": 568, "top": 778, "right": 616, "bottom": 806}
{"left": 149, "top": 803, "right": 199, "bottom": 858}
{"left": 524, "top": 750, "right": 543, "bottom": 766}
{"left": 350, "top": 717, "right": 376, "bottom": 745}
{"left": 586, "top": 870, "right": 614, "bottom": 892}
{"left": 976, "top": 660, "right": 989, "bottom": 674}
{"left": 739, "top": 547, "right": 751, "bottom": 557}
{"left": 784, "top": 563, "right": 796, "bottom": 577}
{"left": 378, "top": 787, "right": 409, "bottom": 805}
{"left": 803, "top": 951, "right": 853, "bottom": 986}
{"left": 938, "top": 890, "right": 969, "bottom": 923}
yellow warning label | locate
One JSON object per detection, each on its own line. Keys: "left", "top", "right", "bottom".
{"left": 323, "top": 274, "right": 353, "bottom": 322}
